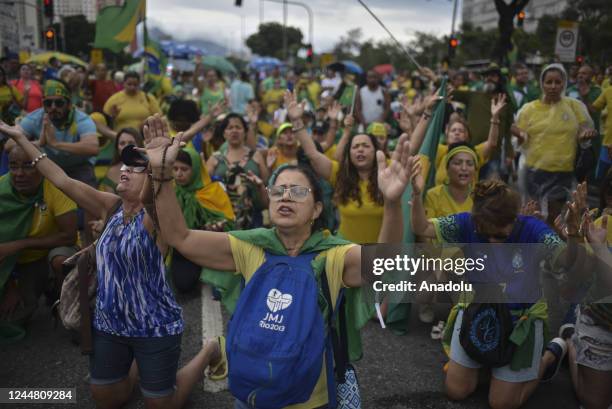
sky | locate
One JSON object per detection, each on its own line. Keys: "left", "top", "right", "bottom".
{"left": 147, "top": 0, "right": 459, "bottom": 54}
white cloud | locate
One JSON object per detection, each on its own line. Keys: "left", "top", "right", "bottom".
{"left": 147, "top": 0, "right": 457, "bottom": 53}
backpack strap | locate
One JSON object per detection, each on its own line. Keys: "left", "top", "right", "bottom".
{"left": 78, "top": 199, "right": 122, "bottom": 355}
{"left": 321, "top": 268, "right": 348, "bottom": 409}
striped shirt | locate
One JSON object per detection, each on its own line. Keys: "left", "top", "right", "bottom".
{"left": 94, "top": 208, "right": 183, "bottom": 337}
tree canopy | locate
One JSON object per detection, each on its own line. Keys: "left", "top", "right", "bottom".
{"left": 246, "top": 22, "right": 304, "bottom": 60}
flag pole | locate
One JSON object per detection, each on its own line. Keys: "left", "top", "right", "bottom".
{"left": 356, "top": 0, "right": 422, "bottom": 71}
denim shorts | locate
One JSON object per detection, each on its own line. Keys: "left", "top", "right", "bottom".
{"left": 89, "top": 329, "right": 182, "bottom": 398}
{"left": 449, "top": 309, "right": 544, "bottom": 383}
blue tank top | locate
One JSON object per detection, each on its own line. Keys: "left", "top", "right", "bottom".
{"left": 94, "top": 208, "right": 184, "bottom": 337}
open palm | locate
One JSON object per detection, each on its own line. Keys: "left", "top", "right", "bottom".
{"left": 141, "top": 114, "right": 182, "bottom": 169}
{"left": 377, "top": 137, "right": 413, "bottom": 203}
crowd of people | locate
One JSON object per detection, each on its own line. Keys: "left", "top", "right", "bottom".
{"left": 0, "top": 53, "right": 611, "bottom": 409}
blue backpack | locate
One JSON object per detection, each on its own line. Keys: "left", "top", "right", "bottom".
{"left": 227, "top": 251, "right": 327, "bottom": 408}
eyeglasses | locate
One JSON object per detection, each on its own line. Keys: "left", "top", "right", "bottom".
{"left": 266, "top": 185, "right": 312, "bottom": 202}
{"left": 9, "top": 161, "right": 36, "bottom": 172}
{"left": 43, "top": 99, "right": 67, "bottom": 108}
{"left": 120, "top": 164, "right": 147, "bottom": 174}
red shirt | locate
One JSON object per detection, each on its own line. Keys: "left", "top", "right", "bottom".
{"left": 89, "top": 79, "right": 119, "bottom": 113}
{"left": 11, "top": 79, "right": 43, "bottom": 112}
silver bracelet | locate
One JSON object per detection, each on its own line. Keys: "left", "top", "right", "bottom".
{"left": 31, "top": 153, "right": 48, "bottom": 167}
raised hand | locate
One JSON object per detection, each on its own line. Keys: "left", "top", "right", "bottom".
{"left": 209, "top": 100, "right": 226, "bottom": 119}
{"left": 377, "top": 137, "right": 413, "bottom": 203}
{"left": 491, "top": 93, "right": 507, "bottom": 118}
{"left": 0, "top": 120, "right": 27, "bottom": 142}
{"left": 265, "top": 149, "right": 277, "bottom": 169}
{"left": 343, "top": 113, "right": 355, "bottom": 129}
{"left": 566, "top": 182, "right": 588, "bottom": 236}
{"left": 327, "top": 100, "right": 342, "bottom": 121}
{"left": 409, "top": 157, "right": 424, "bottom": 196}
{"left": 584, "top": 213, "right": 608, "bottom": 245}
{"left": 283, "top": 89, "right": 306, "bottom": 122}
{"left": 141, "top": 114, "right": 182, "bottom": 169}
{"left": 245, "top": 102, "right": 259, "bottom": 125}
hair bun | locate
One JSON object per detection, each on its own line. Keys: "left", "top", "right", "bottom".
{"left": 473, "top": 180, "right": 507, "bottom": 199}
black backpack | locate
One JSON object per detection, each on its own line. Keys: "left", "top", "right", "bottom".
{"left": 459, "top": 303, "right": 516, "bottom": 367}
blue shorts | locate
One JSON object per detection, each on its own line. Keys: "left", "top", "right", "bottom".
{"left": 449, "top": 309, "right": 544, "bottom": 383}
{"left": 89, "top": 329, "right": 182, "bottom": 398}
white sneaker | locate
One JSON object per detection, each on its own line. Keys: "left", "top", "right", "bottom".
{"left": 419, "top": 303, "right": 435, "bottom": 324}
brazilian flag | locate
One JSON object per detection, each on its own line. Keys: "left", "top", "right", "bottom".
{"left": 94, "top": 0, "right": 146, "bottom": 53}
{"left": 385, "top": 78, "right": 448, "bottom": 335}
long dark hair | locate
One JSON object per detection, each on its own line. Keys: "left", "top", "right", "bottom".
{"left": 112, "top": 128, "right": 143, "bottom": 165}
{"left": 271, "top": 164, "right": 327, "bottom": 232}
{"left": 334, "top": 133, "right": 383, "bottom": 207}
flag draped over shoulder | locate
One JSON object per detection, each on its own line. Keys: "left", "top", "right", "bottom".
{"left": 385, "top": 79, "right": 448, "bottom": 335}
{"left": 94, "top": 0, "right": 146, "bottom": 53}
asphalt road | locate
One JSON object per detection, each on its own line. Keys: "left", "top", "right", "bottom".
{"left": 1, "top": 288, "right": 579, "bottom": 409}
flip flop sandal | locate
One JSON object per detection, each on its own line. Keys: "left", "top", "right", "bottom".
{"left": 208, "top": 335, "right": 228, "bottom": 381}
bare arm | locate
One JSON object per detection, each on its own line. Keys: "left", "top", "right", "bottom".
{"left": 321, "top": 101, "right": 341, "bottom": 152}
{"left": 46, "top": 133, "right": 99, "bottom": 157}
{"left": 410, "top": 159, "right": 436, "bottom": 238}
{"left": 333, "top": 113, "right": 354, "bottom": 162}
{"left": 0, "top": 124, "right": 118, "bottom": 220}
{"left": 481, "top": 94, "right": 506, "bottom": 159}
{"left": 284, "top": 90, "right": 333, "bottom": 180}
{"left": 253, "top": 150, "right": 270, "bottom": 184}
{"left": 407, "top": 91, "right": 443, "bottom": 155}
{"left": 143, "top": 116, "right": 236, "bottom": 271}
{"left": 96, "top": 120, "right": 117, "bottom": 141}
{"left": 0, "top": 211, "right": 77, "bottom": 257}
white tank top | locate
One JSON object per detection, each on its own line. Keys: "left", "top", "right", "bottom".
{"left": 359, "top": 85, "right": 385, "bottom": 125}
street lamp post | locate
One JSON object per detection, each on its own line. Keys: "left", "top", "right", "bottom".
{"left": 259, "top": 0, "right": 314, "bottom": 49}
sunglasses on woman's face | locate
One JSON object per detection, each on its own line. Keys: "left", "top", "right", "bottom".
{"left": 120, "top": 164, "right": 147, "bottom": 174}
{"left": 43, "top": 98, "right": 67, "bottom": 108}
{"left": 267, "top": 185, "right": 311, "bottom": 202}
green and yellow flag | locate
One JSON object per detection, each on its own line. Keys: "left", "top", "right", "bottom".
{"left": 384, "top": 78, "right": 448, "bottom": 335}
{"left": 94, "top": 0, "right": 146, "bottom": 53}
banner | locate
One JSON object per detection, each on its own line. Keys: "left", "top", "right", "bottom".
{"left": 94, "top": 0, "right": 146, "bottom": 53}
{"left": 555, "top": 20, "right": 579, "bottom": 63}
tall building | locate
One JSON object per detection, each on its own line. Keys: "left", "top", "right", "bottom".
{"left": 462, "top": 0, "right": 569, "bottom": 33}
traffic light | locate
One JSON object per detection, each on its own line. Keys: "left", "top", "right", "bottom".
{"left": 235, "top": 0, "right": 242, "bottom": 6}
{"left": 448, "top": 36, "right": 458, "bottom": 59}
{"left": 44, "top": 27, "right": 56, "bottom": 50}
{"left": 576, "top": 55, "right": 584, "bottom": 64}
{"left": 306, "top": 44, "right": 313, "bottom": 63}
{"left": 517, "top": 10, "right": 525, "bottom": 27}
{"left": 44, "top": 0, "right": 54, "bottom": 19}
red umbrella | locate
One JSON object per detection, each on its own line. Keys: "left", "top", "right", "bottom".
{"left": 373, "top": 64, "right": 394, "bottom": 75}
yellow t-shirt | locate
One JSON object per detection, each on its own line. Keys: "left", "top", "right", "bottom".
{"left": 103, "top": 90, "right": 161, "bottom": 131}
{"left": 434, "top": 142, "right": 488, "bottom": 186}
{"left": 594, "top": 215, "right": 612, "bottom": 243}
{"left": 330, "top": 161, "right": 383, "bottom": 244}
{"left": 593, "top": 88, "right": 612, "bottom": 146}
{"left": 0, "top": 85, "right": 22, "bottom": 110}
{"left": 324, "top": 144, "right": 338, "bottom": 161}
{"left": 424, "top": 184, "right": 473, "bottom": 219}
{"left": 263, "top": 89, "right": 285, "bottom": 115}
{"left": 228, "top": 235, "right": 355, "bottom": 409}
{"left": 268, "top": 146, "right": 298, "bottom": 171}
{"left": 18, "top": 179, "right": 77, "bottom": 264}
{"left": 516, "top": 98, "right": 592, "bottom": 172}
